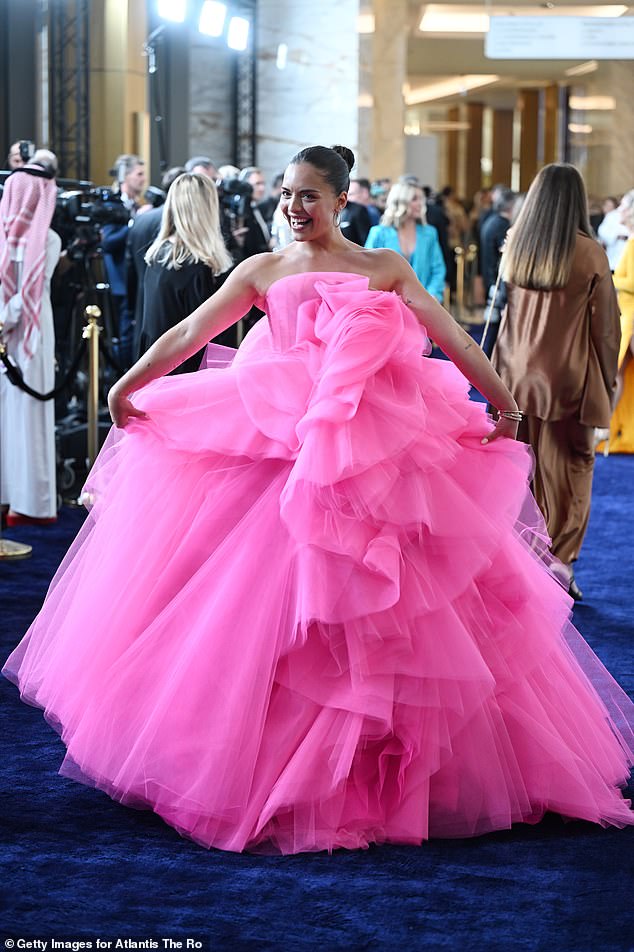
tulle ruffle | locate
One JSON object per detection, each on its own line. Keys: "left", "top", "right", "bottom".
{"left": 4, "top": 271, "right": 633, "bottom": 854}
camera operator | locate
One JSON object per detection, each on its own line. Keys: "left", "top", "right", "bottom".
{"left": 0, "top": 150, "right": 61, "bottom": 525}
{"left": 101, "top": 154, "right": 146, "bottom": 368}
{"left": 258, "top": 173, "right": 284, "bottom": 231}
{"left": 126, "top": 166, "right": 185, "bottom": 358}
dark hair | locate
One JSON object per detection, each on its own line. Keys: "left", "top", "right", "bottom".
{"left": 185, "top": 155, "right": 216, "bottom": 173}
{"left": 288, "top": 145, "right": 354, "bottom": 194}
{"left": 161, "top": 166, "right": 186, "bottom": 191}
{"left": 503, "top": 163, "right": 592, "bottom": 290}
{"left": 352, "top": 177, "right": 371, "bottom": 191}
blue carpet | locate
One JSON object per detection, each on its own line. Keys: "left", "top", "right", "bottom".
{"left": 2, "top": 459, "right": 633, "bottom": 951}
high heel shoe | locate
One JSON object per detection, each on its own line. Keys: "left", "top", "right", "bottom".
{"left": 568, "top": 572, "right": 584, "bottom": 602}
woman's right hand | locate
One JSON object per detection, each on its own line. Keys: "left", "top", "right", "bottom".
{"left": 108, "top": 385, "right": 149, "bottom": 429}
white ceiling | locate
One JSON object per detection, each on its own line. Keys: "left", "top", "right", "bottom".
{"left": 405, "top": 0, "right": 633, "bottom": 106}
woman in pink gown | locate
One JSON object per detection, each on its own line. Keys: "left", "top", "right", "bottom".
{"left": 3, "top": 146, "right": 633, "bottom": 854}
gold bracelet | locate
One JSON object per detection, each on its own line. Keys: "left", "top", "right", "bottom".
{"left": 497, "top": 409, "right": 523, "bottom": 422}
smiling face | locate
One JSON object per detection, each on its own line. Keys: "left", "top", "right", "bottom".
{"left": 280, "top": 162, "right": 346, "bottom": 242}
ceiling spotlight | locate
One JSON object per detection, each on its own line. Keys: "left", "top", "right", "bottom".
{"left": 227, "top": 16, "right": 249, "bottom": 50}
{"left": 199, "top": 1, "right": 226, "bottom": 36}
{"left": 157, "top": 0, "right": 186, "bottom": 22}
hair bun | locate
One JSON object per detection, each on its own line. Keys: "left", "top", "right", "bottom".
{"left": 331, "top": 145, "right": 355, "bottom": 173}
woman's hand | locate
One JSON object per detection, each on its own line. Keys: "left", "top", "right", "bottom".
{"left": 481, "top": 415, "right": 519, "bottom": 445}
{"left": 108, "top": 385, "right": 149, "bottom": 429}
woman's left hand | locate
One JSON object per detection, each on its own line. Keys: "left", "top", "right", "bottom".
{"left": 481, "top": 415, "right": 519, "bottom": 444}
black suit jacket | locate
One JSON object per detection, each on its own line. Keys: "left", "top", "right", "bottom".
{"left": 340, "top": 202, "right": 372, "bottom": 246}
{"left": 126, "top": 207, "right": 164, "bottom": 347}
{"left": 480, "top": 213, "right": 510, "bottom": 292}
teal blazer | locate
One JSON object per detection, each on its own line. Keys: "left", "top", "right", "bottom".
{"left": 365, "top": 223, "right": 446, "bottom": 302}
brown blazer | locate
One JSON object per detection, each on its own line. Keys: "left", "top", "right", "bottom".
{"left": 492, "top": 233, "right": 621, "bottom": 428}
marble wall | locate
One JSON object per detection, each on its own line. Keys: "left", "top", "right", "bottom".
{"left": 255, "top": 0, "right": 360, "bottom": 185}
{"left": 189, "top": 34, "right": 235, "bottom": 168}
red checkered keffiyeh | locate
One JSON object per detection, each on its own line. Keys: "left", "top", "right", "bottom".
{"left": 0, "top": 166, "right": 57, "bottom": 358}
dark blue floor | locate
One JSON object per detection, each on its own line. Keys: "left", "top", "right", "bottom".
{"left": 2, "top": 458, "right": 633, "bottom": 951}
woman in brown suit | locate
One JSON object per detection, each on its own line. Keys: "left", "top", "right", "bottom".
{"left": 492, "top": 163, "right": 620, "bottom": 600}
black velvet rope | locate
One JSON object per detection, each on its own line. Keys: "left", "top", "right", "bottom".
{"left": 0, "top": 337, "right": 87, "bottom": 401}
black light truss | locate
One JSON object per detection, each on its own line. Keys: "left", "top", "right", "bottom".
{"left": 49, "top": 0, "right": 90, "bottom": 180}
{"left": 231, "top": 0, "right": 256, "bottom": 168}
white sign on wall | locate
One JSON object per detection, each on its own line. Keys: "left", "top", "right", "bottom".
{"left": 485, "top": 16, "right": 634, "bottom": 59}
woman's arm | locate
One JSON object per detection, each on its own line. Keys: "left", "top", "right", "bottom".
{"left": 589, "top": 269, "right": 622, "bottom": 394}
{"left": 387, "top": 253, "right": 520, "bottom": 442}
{"left": 108, "top": 255, "right": 265, "bottom": 427}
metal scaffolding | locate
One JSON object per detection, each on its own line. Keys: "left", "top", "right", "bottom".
{"left": 48, "top": 0, "right": 90, "bottom": 180}
{"left": 232, "top": 0, "right": 257, "bottom": 167}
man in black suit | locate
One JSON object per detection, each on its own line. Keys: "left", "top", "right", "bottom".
{"left": 480, "top": 187, "right": 515, "bottom": 295}
{"left": 340, "top": 201, "right": 372, "bottom": 246}
{"left": 258, "top": 173, "right": 284, "bottom": 231}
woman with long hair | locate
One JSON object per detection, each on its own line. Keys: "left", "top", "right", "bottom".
{"left": 601, "top": 188, "right": 634, "bottom": 453}
{"left": 365, "top": 181, "right": 446, "bottom": 302}
{"left": 492, "top": 163, "right": 621, "bottom": 600}
{"left": 4, "top": 148, "right": 633, "bottom": 853}
{"left": 139, "top": 171, "right": 232, "bottom": 372}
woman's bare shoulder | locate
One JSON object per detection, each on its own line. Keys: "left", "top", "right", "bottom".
{"left": 225, "top": 253, "right": 293, "bottom": 295}
{"left": 360, "top": 247, "right": 409, "bottom": 289}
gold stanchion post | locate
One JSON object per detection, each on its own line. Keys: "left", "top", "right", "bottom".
{"left": 82, "top": 305, "right": 102, "bottom": 470}
{"left": 455, "top": 246, "right": 465, "bottom": 320}
{"left": 465, "top": 243, "right": 478, "bottom": 312}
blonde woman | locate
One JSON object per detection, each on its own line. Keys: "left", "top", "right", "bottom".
{"left": 365, "top": 181, "right": 446, "bottom": 302}
{"left": 139, "top": 172, "right": 232, "bottom": 373}
{"left": 492, "top": 163, "right": 621, "bottom": 599}
{"left": 603, "top": 189, "right": 634, "bottom": 453}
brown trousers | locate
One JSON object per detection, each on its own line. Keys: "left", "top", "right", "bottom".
{"left": 517, "top": 416, "right": 595, "bottom": 565}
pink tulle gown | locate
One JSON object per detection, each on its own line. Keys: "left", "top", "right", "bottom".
{"left": 4, "top": 272, "right": 634, "bottom": 853}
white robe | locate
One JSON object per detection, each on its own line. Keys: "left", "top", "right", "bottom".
{"left": 0, "top": 229, "right": 61, "bottom": 518}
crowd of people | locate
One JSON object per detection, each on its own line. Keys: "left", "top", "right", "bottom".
{"left": 1, "top": 137, "right": 633, "bottom": 593}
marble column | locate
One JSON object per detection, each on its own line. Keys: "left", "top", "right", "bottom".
{"left": 542, "top": 84, "right": 559, "bottom": 166}
{"left": 89, "top": 0, "right": 148, "bottom": 184}
{"left": 366, "top": 0, "right": 407, "bottom": 181}
{"left": 518, "top": 89, "right": 539, "bottom": 192}
{"left": 491, "top": 108, "right": 513, "bottom": 187}
{"left": 255, "top": 0, "right": 360, "bottom": 185}
{"left": 447, "top": 106, "right": 460, "bottom": 191}
{"left": 465, "top": 102, "right": 484, "bottom": 202}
